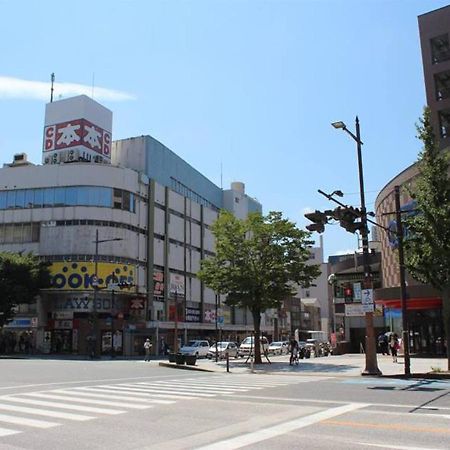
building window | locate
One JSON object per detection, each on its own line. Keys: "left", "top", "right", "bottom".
{"left": 431, "top": 34, "right": 450, "bottom": 64}
{"left": 435, "top": 70, "right": 450, "bottom": 101}
{"left": 305, "top": 290, "right": 310, "bottom": 298}
{"left": 0, "top": 186, "right": 136, "bottom": 212}
{"left": 438, "top": 109, "right": 450, "bottom": 138}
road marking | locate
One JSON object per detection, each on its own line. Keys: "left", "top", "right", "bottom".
{"left": 0, "top": 427, "right": 20, "bottom": 437}
{"left": 0, "top": 403, "right": 93, "bottom": 421}
{"left": 147, "top": 382, "right": 254, "bottom": 392}
{"left": 356, "top": 443, "right": 441, "bottom": 450}
{"left": 2, "top": 396, "right": 125, "bottom": 415}
{"left": 0, "top": 373, "right": 196, "bottom": 391}
{"left": 21, "top": 392, "right": 152, "bottom": 409}
{"left": 0, "top": 413, "right": 59, "bottom": 428}
{"left": 72, "top": 386, "right": 193, "bottom": 400}
{"left": 114, "top": 384, "right": 216, "bottom": 397}
{"left": 196, "top": 403, "right": 367, "bottom": 450}
{"left": 140, "top": 382, "right": 240, "bottom": 393}
{"left": 322, "top": 419, "right": 450, "bottom": 434}
{"left": 54, "top": 389, "right": 175, "bottom": 405}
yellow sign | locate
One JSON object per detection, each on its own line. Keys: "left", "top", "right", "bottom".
{"left": 49, "top": 262, "right": 135, "bottom": 291}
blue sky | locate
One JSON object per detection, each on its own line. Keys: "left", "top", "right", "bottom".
{"left": 0, "top": 0, "right": 447, "bottom": 258}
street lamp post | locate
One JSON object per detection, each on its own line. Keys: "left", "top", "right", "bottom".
{"left": 91, "top": 230, "right": 123, "bottom": 357}
{"left": 332, "top": 117, "right": 381, "bottom": 376}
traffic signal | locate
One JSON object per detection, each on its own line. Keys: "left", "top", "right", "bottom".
{"left": 344, "top": 284, "right": 353, "bottom": 303}
{"left": 331, "top": 206, "right": 363, "bottom": 234}
{"left": 304, "top": 210, "right": 328, "bottom": 233}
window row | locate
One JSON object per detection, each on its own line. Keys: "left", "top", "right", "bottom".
{"left": 0, "top": 222, "right": 40, "bottom": 244}
{"left": 431, "top": 34, "right": 450, "bottom": 65}
{"left": 0, "top": 186, "right": 137, "bottom": 213}
{"left": 439, "top": 109, "right": 450, "bottom": 138}
{"left": 170, "top": 177, "right": 219, "bottom": 211}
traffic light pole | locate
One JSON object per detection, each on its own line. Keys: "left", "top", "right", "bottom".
{"left": 354, "top": 117, "right": 381, "bottom": 376}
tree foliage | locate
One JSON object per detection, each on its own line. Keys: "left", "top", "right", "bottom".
{"left": 404, "top": 107, "right": 450, "bottom": 369}
{"left": 0, "top": 252, "right": 51, "bottom": 327}
{"left": 198, "top": 211, "right": 321, "bottom": 363}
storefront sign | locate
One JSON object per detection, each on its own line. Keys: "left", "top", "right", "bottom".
{"left": 345, "top": 304, "right": 365, "bottom": 317}
{"left": 49, "top": 262, "right": 135, "bottom": 291}
{"left": 204, "top": 309, "right": 216, "bottom": 324}
{"left": 3, "top": 318, "right": 32, "bottom": 328}
{"left": 185, "top": 307, "right": 201, "bottom": 323}
{"left": 54, "top": 320, "right": 73, "bottom": 329}
{"left": 169, "top": 273, "right": 185, "bottom": 296}
{"left": 54, "top": 296, "right": 122, "bottom": 312}
{"left": 54, "top": 311, "right": 74, "bottom": 320}
{"left": 153, "top": 270, "right": 164, "bottom": 299}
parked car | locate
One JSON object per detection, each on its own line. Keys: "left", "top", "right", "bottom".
{"left": 179, "top": 340, "right": 210, "bottom": 358}
{"left": 268, "top": 341, "right": 289, "bottom": 355}
{"left": 238, "top": 336, "right": 269, "bottom": 357}
{"left": 207, "top": 342, "right": 239, "bottom": 359}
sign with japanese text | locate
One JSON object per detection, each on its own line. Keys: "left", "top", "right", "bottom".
{"left": 345, "top": 304, "right": 365, "bottom": 317}
{"left": 361, "top": 289, "right": 374, "bottom": 313}
{"left": 185, "top": 307, "right": 201, "bottom": 323}
{"left": 43, "top": 118, "right": 111, "bottom": 160}
{"left": 153, "top": 270, "right": 164, "bottom": 299}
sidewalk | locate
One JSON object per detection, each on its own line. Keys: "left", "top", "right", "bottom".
{"left": 161, "top": 353, "right": 450, "bottom": 378}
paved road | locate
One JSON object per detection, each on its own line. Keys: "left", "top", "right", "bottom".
{"left": 0, "top": 359, "right": 449, "bottom": 449}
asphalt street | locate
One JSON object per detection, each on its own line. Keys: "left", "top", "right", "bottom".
{"left": 0, "top": 359, "right": 449, "bottom": 449}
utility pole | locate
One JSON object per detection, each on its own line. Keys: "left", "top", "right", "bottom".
{"left": 395, "top": 185, "right": 411, "bottom": 376}
{"left": 331, "top": 118, "right": 381, "bottom": 376}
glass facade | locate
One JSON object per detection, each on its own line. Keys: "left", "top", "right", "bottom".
{"left": 0, "top": 186, "right": 136, "bottom": 213}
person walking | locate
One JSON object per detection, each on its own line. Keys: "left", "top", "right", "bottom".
{"left": 390, "top": 333, "right": 399, "bottom": 363}
{"left": 144, "top": 338, "right": 152, "bottom": 362}
{"left": 289, "top": 336, "right": 299, "bottom": 366}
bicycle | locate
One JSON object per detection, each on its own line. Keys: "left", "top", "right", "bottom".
{"left": 289, "top": 348, "right": 299, "bottom": 366}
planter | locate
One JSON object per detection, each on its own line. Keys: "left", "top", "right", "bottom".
{"left": 185, "top": 355, "right": 197, "bottom": 366}
{"left": 175, "top": 353, "right": 185, "bottom": 365}
{"left": 168, "top": 353, "right": 176, "bottom": 363}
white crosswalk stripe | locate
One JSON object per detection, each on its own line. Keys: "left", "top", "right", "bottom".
{"left": 0, "top": 427, "right": 20, "bottom": 437}
{"left": 0, "top": 374, "right": 322, "bottom": 440}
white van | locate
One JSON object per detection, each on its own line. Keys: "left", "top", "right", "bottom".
{"left": 238, "top": 336, "right": 269, "bottom": 357}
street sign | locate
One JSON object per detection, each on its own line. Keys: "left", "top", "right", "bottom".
{"left": 361, "top": 288, "right": 374, "bottom": 313}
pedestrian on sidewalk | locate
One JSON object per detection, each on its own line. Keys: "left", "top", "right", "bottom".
{"left": 390, "top": 333, "right": 399, "bottom": 363}
{"left": 144, "top": 338, "right": 152, "bottom": 362}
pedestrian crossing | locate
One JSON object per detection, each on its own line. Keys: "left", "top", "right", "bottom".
{"left": 0, "top": 374, "right": 323, "bottom": 439}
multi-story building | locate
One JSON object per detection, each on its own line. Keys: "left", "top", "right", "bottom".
{"left": 0, "top": 95, "right": 264, "bottom": 356}
{"left": 374, "top": 5, "right": 450, "bottom": 355}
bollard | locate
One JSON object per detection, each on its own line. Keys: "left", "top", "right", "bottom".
{"left": 226, "top": 351, "right": 230, "bottom": 372}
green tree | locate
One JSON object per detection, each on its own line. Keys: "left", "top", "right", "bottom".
{"left": 404, "top": 107, "right": 450, "bottom": 370}
{"left": 198, "top": 211, "right": 321, "bottom": 364}
{"left": 0, "top": 252, "right": 51, "bottom": 327}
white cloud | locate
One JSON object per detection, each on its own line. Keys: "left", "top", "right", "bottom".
{"left": 0, "top": 76, "right": 135, "bottom": 102}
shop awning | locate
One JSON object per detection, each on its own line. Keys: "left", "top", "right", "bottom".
{"left": 375, "top": 296, "right": 442, "bottom": 310}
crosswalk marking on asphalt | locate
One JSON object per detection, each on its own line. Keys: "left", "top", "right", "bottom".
{"left": 0, "top": 374, "right": 324, "bottom": 441}
{"left": 1, "top": 396, "right": 125, "bottom": 415}
{"left": 0, "top": 413, "right": 59, "bottom": 429}
{"left": 0, "top": 403, "right": 94, "bottom": 421}
{"left": 0, "top": 427, "right": 20, "bottom": 437}
{"left": 18, "top": 392, "right": 153, "bottom": 410}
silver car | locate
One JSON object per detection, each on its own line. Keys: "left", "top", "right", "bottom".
{"left": 207, "top": 342, "right": 239, "bottom": 359}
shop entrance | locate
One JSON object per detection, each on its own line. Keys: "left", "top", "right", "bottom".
{"left": 408, "top": 309, "right": 444, "bottom": 355}
{"left": 52, "top": 330, "right": 72, "bottom": 353}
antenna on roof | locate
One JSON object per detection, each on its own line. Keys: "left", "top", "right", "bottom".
{"left": 50, "top": 73, "right": 55, "bottom": 102}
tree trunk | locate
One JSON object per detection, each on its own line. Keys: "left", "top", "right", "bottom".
{"left": 442, "top": 286, "right": 450, "bottom": 371}
{"left": 252, "top": 309, "right": 262, "bottom": 364}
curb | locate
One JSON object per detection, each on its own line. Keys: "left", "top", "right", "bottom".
{"left": 158, "top": 362, "right": 215, "bottom": 372}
